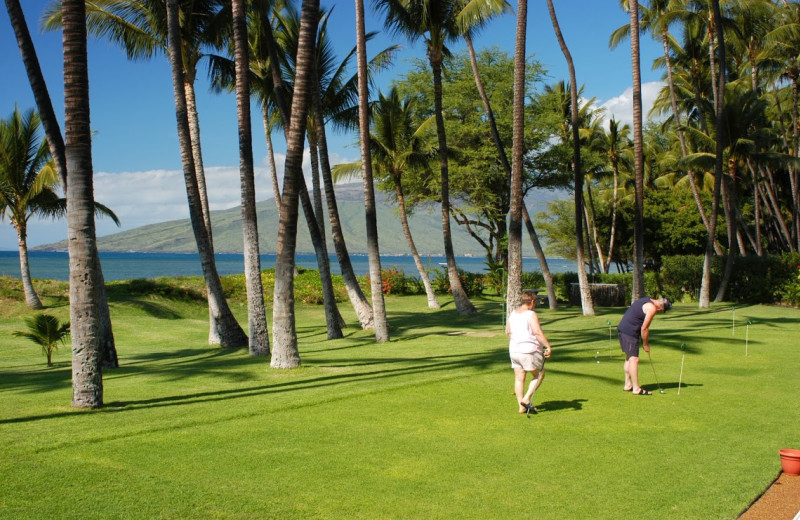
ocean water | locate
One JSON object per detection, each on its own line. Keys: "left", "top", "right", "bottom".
{"left": 0, "top": 250, "right": 576, "bottom": 282}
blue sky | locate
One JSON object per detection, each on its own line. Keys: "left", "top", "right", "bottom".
{"left": 1, "top": 0, "right": 664, "bottom": 250}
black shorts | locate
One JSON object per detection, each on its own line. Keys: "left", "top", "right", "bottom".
{"left": 618, "top": 332, "right": 640, "bottom": 357}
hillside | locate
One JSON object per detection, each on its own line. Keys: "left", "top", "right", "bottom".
{"left": 38, "top": 184, "right": 566, "bottom": 256}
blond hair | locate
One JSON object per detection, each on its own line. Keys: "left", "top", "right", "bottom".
{"left": 521, "top": 290, "right": 537, "bottom": 306}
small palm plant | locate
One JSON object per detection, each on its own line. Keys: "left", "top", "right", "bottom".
{"left": 12, "top": 314, "right": 70, "bottom": 367}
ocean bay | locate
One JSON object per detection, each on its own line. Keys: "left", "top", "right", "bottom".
{"left": 0, "top": 250, "right": 575, "bottom": 282}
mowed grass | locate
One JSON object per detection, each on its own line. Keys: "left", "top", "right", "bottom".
{"left": 1, "top": 285, "right": 798, "bottom": 519}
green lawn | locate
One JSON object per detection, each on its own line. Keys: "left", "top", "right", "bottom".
{"left": 1, "top": 286, "right": 798, "bottom": 519}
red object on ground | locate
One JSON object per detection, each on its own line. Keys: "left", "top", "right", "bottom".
{"left": 780, "top": 449, "right": 800, "bottom": 476}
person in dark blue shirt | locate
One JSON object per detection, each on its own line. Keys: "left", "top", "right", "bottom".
{"left": 617, "top": 297, "right": 671, "bottom": 395}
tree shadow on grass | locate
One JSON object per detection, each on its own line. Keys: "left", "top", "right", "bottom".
{"left": 535, "top": 398, "right": 588, "bottom": 413}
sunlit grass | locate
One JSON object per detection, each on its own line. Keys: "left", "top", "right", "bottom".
{"left": 1, "top": 281, "right": 798, "bottom": 519}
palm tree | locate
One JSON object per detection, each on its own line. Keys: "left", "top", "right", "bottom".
{"left": 231, "top": 0, "right": 269, "bottom": 356}
{"left": 63, "top": 0, "right": 104, "bottom": 408}
{"left": 506, "top": 0, "right": 526, "bottom": 312}
{"left": 626, "top": 0, "right": 645, "bottom": 301}
{"left": 165, "top": 0, "right": 248, "bottom": 347}
{"left": 13, "top": 313, "right": 70, "bottom": 367}
{"left": 0, "top": 107, "right": 62, "bottom": 309}
{"left": 364, "top": 87, "right": 440, "bottom": 308}
{"left": 373, "top": 0, "right": 506, "bottom": 316}
{"left": 355, "top": 0, "right": 388, "bottom": 342}
{"left": 43, "top": 0, "right": 243, "bottom": 344}
{"left": 7, "top": 0, "right": 119, "bottom": 369}
{"left": 699, "top": 0, "right": 728, "bottom": 309}
{"left": 271, "top": 0, "right": 319, "bottom": 368}
{"left": 544, "top": 0, "right": 594, "bottom": 316}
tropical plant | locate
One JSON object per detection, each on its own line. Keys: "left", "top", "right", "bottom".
{"left": 13, "top": 313, "right": 70, "bottom": 366}
{"left": 0, "top": 107, "right": 63, "bottom": 309}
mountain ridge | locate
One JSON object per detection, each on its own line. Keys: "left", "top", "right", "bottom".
{"left": 36, "top": 183, "right": 565, "bottom": 256}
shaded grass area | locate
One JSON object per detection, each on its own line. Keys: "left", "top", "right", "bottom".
{"left": 1, "top": 281, "right": 799, "bottom": 519}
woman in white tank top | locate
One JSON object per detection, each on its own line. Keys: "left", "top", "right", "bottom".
{"left": 506, "top": 290, "right": 552, "bottom": 414}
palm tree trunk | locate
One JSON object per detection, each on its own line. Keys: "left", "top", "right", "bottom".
{"left": 262, "top": 105, "right": 282, "bottom": 210}
{"left": 5, "top": 0, "right": 67, "bottom": 187}
{"left": 184, "top": 80, "right": 214, "bottom": 249}
{"left": 394, "top": 178, "right": 440, "bottom": 308}
{"left": 606, "top": 164, "right": 620, "bottom": 274}
{"left": 16, "top": 224, "right": 42, "bottom": 309}
{"left": 522, "top": 204, "right": 557, "bottom": 309}
{"left": 629, "top": 0, "right": 646, "bottom": 300}
{"left": 298, "top": 177, "right": 344, "bottom": 339}
{"left": 465, "top": 32, "right": 556, "bottom": 308}
{"left": 546, "top": 0, "right": 594, "bottom": 315}
{"left": 313, "top": 103, "right": 374, "bottom": 329}
{"left": 506, "top": 0, "right": 527, "bottom": 312}
{"left": 430, "top": 56, "right": 476, "bottom": 315}
{"left": 700, "top": 0, "right": 727, "bottom": 308}
{"left": 355, "top": 0, "right": 389, "bottom": 341}
{"left": 166, "top": 0, "right": 248, "bottom": 347}
{"left": 8, "top": 0, "right": 118, "bottom": 365}
{"left": 271, "top": 0, "right": 319, "bottom": 367}
{"left": 63, "top": 0, "right": 103, "bottom": 408}
{"left": 233, "top": 0, "right": 269, "bottom": 356}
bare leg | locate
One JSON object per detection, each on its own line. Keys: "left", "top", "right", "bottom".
{"left": 625, "top": 355, "right": 643, "bottom": 393}
{"left": 623, "top": 356, "right": 633, "bottom": 391}
{"left": 514, "top": 367, "right": 528, "bottom": 413}
{"left": 522, "top": 368, "right": 544, "bottom": 407}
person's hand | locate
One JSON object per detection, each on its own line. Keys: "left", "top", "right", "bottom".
{"left": 643, "top": 344, "right": 650, "bottom": 353}
{"left": 544, "top": 346, "right": 552, "bottom": 359}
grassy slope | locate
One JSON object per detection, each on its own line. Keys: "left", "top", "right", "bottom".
{"left": 0, "top": 279, "right": 798, "bottom": 519}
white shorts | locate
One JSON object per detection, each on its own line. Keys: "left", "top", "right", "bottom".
{"left": 510, "top": 351, "right": 544, "bottom": 372}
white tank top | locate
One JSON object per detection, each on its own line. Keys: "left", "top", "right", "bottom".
{"left": 508, "top": 309, "right": 541, "bottom": 355}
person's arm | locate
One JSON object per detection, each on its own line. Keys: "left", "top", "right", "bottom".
{"left": 529, "top": 312, "right": 552, "bottom": 358}
{"left": 640, "top": 302, "right": 658, "bottom": 352}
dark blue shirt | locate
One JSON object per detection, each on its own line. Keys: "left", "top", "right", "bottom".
{"left": 617, "top": 297, "right": 651, "bottom": 338}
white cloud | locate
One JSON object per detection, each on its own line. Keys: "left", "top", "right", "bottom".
{"left": 0, "top": 147, "right": 367, "bottom": 250}
{"left": 599, "top": 81, "right": 663, "bottom": 128}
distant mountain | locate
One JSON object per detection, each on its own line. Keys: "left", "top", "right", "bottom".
{"left": 38, "top": 183, "right": 566, "bottom": 256}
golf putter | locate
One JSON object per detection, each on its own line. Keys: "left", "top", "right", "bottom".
{"left": 646, "top": 349, "right": 665, "bottom": 394}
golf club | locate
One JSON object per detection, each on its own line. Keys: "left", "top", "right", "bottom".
{"left": 646, "top": 349, "right": 665, "bottom": 394}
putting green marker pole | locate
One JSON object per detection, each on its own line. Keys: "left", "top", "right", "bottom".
{"left": 732, "top": 306, "right": 735, "bottom": 336}
{"left": 678, "top": 343, "right": 686, "bottom": 395}
{"left": 746, "top": 320, "right": 751, "bottom": 356}
{"left": 607, "top": 319, "right": 612, "bottom": 344}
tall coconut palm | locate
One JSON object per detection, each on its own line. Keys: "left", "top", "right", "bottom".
{"left": 506, "top": 0, "right": 526, "bottom": 312}
{"left": 355, "top": 0, "right": 388, "bottom": 342}
{"left": 62, "top": 0, "right": 103, "bottom": 408}
{"left": 271, "top": 0, "right": 320, "bottom": 368}
{"left": 626, "top": 0, "right": 645, "bottom": 301}
{"left": 8, "top": 0, "right": 118, "bottom": 369}
{"left": 231, "top": 0, "right": 269, "bottom": 356}
{"left": 373, "top": 0, "right": 507, "bottom": 316}
{"left": 698, "top": 0, "right": 728, "bottom": 309}
{"left": 544, "top": 0, "right": 594, "bottom": 316}
{"left": 43, "top": 0, "right": 242, "bottom": 344}
{"left": 165, "top": 0, "right": 248, "bottom": 347}
{"left": 0, "top": 108, "right": 61, "bottom": 309}
{"left": 350, "top": 87, "right": 440, "bottom": 308}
